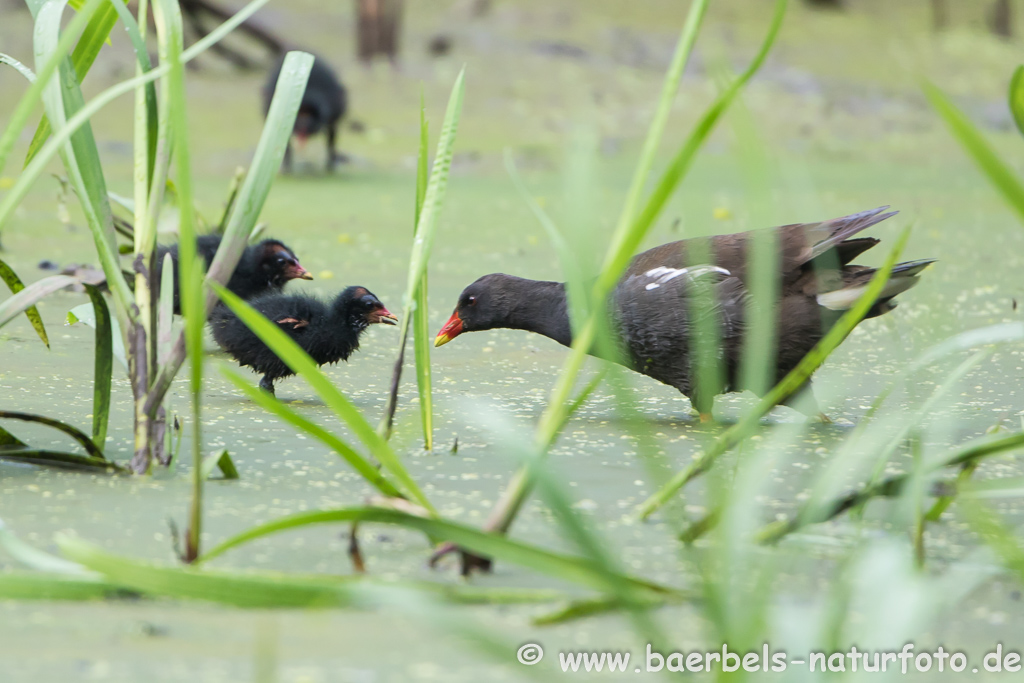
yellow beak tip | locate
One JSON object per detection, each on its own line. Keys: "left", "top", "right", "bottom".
{"left": 434, "top": 335, "right": 450, "bottom": 348}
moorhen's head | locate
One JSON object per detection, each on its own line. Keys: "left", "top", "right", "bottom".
{"left": 338, "top": 286, "right": 398, "bottom": 327}
{"left": 293, "top": 104, "right": 325, "bottom": 146}
{"left": 434, "top": 274, "right": 521, "bottom": 346}
{"left": 256, "top": 239, "right": 313, "bottom": 287}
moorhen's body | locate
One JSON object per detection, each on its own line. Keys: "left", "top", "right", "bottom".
{"left": 211, "top": 286, "right": 397, "bottom": 395}
{"left": 434, "top": 207, "right": 935, "bottom": 420}
{"left": 157, "top": 235, "right": 312, "bottom": 315}
{"left": 264, "top": 54, "right": 348, "bottom": 172}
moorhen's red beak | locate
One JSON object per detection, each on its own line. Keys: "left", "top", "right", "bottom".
{"left": 294, "top": 132, "right": 309, "bottom": 150}
{"left": 286, "top": 262, "right": 314, "bottom": 281}
{"left": 434, "top": 311, "right": 463, "bottom": 347}
{"left": 373, "top": 307, "right": 398, "bottom": 325}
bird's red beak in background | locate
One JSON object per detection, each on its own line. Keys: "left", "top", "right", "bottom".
{"left": 286, "top": 261, "right": 314, "bottom": 281}
{"left": 294, "top": 132, "right": 309, "bottom": 151}
{"left": 434, "top": 311, "right": 463, "bottom": 347}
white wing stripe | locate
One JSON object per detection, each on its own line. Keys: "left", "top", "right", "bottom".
{"left": 642, "top": 265, "right": 730, "bottom": 290}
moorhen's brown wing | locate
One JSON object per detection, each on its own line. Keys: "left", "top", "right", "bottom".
{"left": 625, "top": 206, "right": 897, "bottom": 289}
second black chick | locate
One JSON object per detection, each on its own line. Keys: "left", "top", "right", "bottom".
{"left": 264, "top": 54, "right": 348, "bottom": 172}
{"left": 156, "top": 234, "right": 312, "bottom": 314}
{"left": 211, "top": 286, "right": 397, "bottom": 395}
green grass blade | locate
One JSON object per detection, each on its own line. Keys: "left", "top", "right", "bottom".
{"left": 637, "top": 225, "right": 910, "bottom": 520}
{"left": 610, "top": 0, "right": 709, "bottom": 240}
{"left": 199, "top": 506, "right": 674, "bottom": 595}
{"left": 83, "top": 284, "right": 112, "bottom": 448}
{"left": 220, "top": 366, "right": 404, "bottom": 498}
{"left": 199, "top": 449, "right": 239, "bottom": 480}
{"left": 924, "top": 80, "right": 1024, "bottom": 222}
{"left": 0, "top": 519, "right": 94, "bottom": 575}
{"left": 1010, "top": 65, "right": 1024, "bottom": 137}
{"left": 0, "top": 410, "right": 106, "bottom": 460}
{"left": 380, "top": 69, "right": 464, "bottom": 437}
{"left": 0, "top": 257, "right": 50, "bottom": 347}
{"left": 0, "top": 53, "right": 37, "bottom": 82}
{"left": 0, "top": 572, "right": 128, "bottom": 600}
{"left": 0, "top": 274, "right": 77, "bottom": 330}
{"left": 23, "top": 0, "right": 132, "bottom": 168}
{"left": 213, "top": 284, "right": 436, "bottom": 514}
{"left": 412, "top": 95, "right": 433, "bottom": 449}
{"left": 55, "top": 535, "right": 567, "bottom": 608}
{"left": 156, "top": 252, "right": 174, "bottom": 362}
{"left": 0, "top": 0, "right": 104, "bottom": 178}
{"left": 33, "top": 0, "right": 133, "bottom": 314}
{"left": 58, "top": 534, "right": 358, "bottom": 608}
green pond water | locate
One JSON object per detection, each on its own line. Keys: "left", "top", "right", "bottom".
{"left": 4, "top": 1, "right": 1024, "bottom": 680}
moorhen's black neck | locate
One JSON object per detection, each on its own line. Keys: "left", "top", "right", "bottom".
{"left": 500, "top": 278, "right": 573, "bottom": 347}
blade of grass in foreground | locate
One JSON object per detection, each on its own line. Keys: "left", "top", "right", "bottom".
{"left": 412, "top": 96, "right": 434, "bottom": 449}
{"left": 23, "top": 0, "right": 134, "bottom": 168}
{"left": 83, "top": 284, "right": 112, "bottom": 448}
{"left": 637, "top": 225, "right": 911, "bottom": 520}
{"left": 0, "top": 257, "right": 50, "bottom": 347}
{"left": 0, "top": 274, "right": 77, "bottom": 330}
{"left": 924, "top": 80, "right": 1024, "bottom": 222}
{"left": 0, "top": 0, "right": 104, "bottom": 178}
{"left": 213, "top": 284, "right": 436, "bottom": 514}
{"left": 380, "top": 69, "right": 465, "bottom": 440}
{"left": 55, "top": 534, "right": 566, "bottom": 608}
{"left": 199, "top": 506, "right": 675, "bottom": 595}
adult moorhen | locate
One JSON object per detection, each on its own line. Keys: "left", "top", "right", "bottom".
{"left": 434, "top": 207, "right": 934, "bottom": 421}
{"left": 157, "top": 234, "right": 312, "bottom": 315}
{"left": 264, "top": 54, "right": 348, "bottom": 172}
{"left": 211, "top": 285, "right": 397, "bottom": 395}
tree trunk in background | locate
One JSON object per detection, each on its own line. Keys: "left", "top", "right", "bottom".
{"left": 356, "top": 0, "right": 404, "bottom": 65}
{"left": 931, "top": 0, "right": 949, "bottom": 31}
{"left": 989, "top": 0, "right": 1013, "bottom": 38}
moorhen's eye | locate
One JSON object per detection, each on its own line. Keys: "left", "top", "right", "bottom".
{"left": 465, "top": 296, "right": 477, "bottom": 307}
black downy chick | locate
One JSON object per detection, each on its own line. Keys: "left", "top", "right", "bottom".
{"left": 263, "top": 54, "right": 348, "bottom": 172}
{"left": 210, "top": 286, "right": 397, "bottom": 395}
{"left": 156, "top": 234, "right": 312, "bottom": 315}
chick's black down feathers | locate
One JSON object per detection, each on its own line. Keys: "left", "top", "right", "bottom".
{"left": 211, "top": 286, "right": 396, "bottom": 395}
{"left": 156, "top": 235, "right": 311, "bottom": 314}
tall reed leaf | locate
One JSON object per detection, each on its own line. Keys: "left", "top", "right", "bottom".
{"left": 924, "top": 81, "right": 1024, "bottom": 222}
{"left": 0, "top": 274, "right": 77, "bottom": 329}
{"left": 380, "top": 69, "right": 465, "bottom": 439}
{"left": 0, "top": 257, "right": 50, "bottom": 346}
{"left": 199, "top": 506, "right": 674, "bottom": 596}
{"left": 83, "top": 284, "right": 112, "bottom": 448}
{"left": 0, "top": 0, "right": 103, "bottom": 178}
{"left": 23, "top": 0, "right": 132, "bottom": 167}
{"left": 412, "top": 97, "right": 434, "bottom": 449}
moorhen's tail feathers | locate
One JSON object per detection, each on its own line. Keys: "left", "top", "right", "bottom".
{"left": 799, "top": 206, "right": 898, "bottom": 263}
{"left": 816, "top": 258, "right": 936, "bottom": 318}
